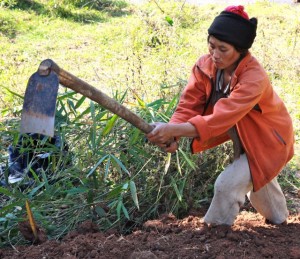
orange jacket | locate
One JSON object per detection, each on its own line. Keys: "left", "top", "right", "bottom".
{"left": 170, "top": 52, "right": 294, "bottom": 191}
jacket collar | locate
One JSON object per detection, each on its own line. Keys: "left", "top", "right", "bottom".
{"left": 197, "top": 52, "right": 253, "bottom": 82}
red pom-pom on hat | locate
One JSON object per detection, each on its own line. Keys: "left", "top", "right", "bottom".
{"left": 225, "top": 5, "right": 249, "bottom": 20}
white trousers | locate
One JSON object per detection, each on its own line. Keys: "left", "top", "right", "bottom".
{"left": 204, "top": 154, "right": 289, "bottom": 225}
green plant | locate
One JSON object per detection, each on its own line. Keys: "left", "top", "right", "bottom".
{"left": 0, "top": 12, "right": 18, "bottom": 38}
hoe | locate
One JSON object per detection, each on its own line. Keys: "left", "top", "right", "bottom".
{"left": 20, "top": 59, "right": 154, "bottom": 137}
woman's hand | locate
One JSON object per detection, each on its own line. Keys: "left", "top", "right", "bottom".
{"left": 146, "top": 122, "right": 178, "bottom": 153}
{"left": 146, "top": 122, "right": 198, "bottom": 153}
{"left": 150, "top": 138, "right": 179, "bottom": 153}
{"left": 163, "top": 140, "right": 179, "bottom": 153}
{"left": 147, "top": 122, "right": 175, "bottom": 145}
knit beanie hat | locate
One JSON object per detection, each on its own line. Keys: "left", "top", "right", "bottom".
{"left": 208, "top": 5, "right": 257, "bottom": 49}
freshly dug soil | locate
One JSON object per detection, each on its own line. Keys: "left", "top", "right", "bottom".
{"left": 0, "top": 202, "right": 299, "bottom": 259}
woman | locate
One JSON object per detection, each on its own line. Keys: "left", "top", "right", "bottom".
{"left": 146, "top": 6, "right": 294, "bottom": 226}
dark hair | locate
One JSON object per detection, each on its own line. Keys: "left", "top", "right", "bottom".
{"left": 234, "top": 46, "right": 248, "bottom": 57}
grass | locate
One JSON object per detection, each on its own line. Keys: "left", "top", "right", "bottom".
{"left": 0, "top": 0, "right": 299, "bottom": 247}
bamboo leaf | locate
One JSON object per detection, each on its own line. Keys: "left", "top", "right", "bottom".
{"left": 41, "top": 170, "right": 49, "bottom": 191}
{"left": 122, "top": 182, "right": 129, "bottom": 190}
{"left": 132, "top": 91, "right": 146, "bottom": 108}
{"left": 129, "top": 128, "right": 140, "bottom": 145}
{"left": 116, "top": 198, "right": 122, "bottom": 220}
{"left": 3, "top": 86, "right": 23, "bottom": 99}
{"left": 86, "top": 154, "right": 109, "bottom": 177}
{"left": 176, "top": 151, "right": 182, "bottom": 176}
{"left": 57, "top": 91, "right": 77, "bottom": 100}
{"left": 107, "top": 185, "right": 123, "bottom": 199}
{"left": 0, "top": 187, "right": 13, "bottom": 196}
{"left": 128, "top": 145, "right": 151, "bottom": 158}
{"left": 28, "top": 182, "right": 45, "bottom": 198}
{"left": 102, "top": 114, "right": 119, "bottom": 136}
{"left": 110, "top": 155, "right": 131, "bottom": 177}
{"left": 90, "top": 101, "right": 95, "bottom": 119}
{"left": 104, "top": 155, "right": 111, "bottom": 181}
{"left": 65, "top": 187, "right": 89, "bottom": 195}
{"left": 75, "top": 96, "right": 86, "bottom": 109}
{"left": 164, "top": 152, "right": 171, "bottom": 175}
{"left": 129, "top": 180, "right": 139, "bottom": 210}
{"left": 147, "top": 99, "right": 165, "bottom": 109}
{"left": 87, "top": 190, "right": 94, "bottom": 204}
{"left": 113, "top": 88, "right": 128, "bottom": 103}
{"left": 0, "top": 186, "right": 24, "bottom": 201}
{"left": 95, "top": 110, "right": 109, "bottom": 121}
{"left": 67, "top": 99, "right": 76, "bottom": 115}
{"left": 171, "top": 176, "right": 182, "bottom": 202}
{"left": 95, "top": 206, "right": 106, "bottom": 217}
{"left": 73, "top": 106, "right": 91, "bottom": 122}
{"left": 165, "top": 94, "right": 179, "bottom": 115}
{"left": 56, "top": 100, "right": 68, "bottom": 120}
{"left": 121, "top": 203, "right": 130, "bottom": 219}
{"left": 0, "top": 201, "right": 24, "bottom": 215}
{"left": 179, "top": 148, "right": 196, "bottom": 170}
{"left": 29, "top": 167, "right": 41, "bottom": 183}
{"left": 90, "top": 101, "right": 96, "bottom": 149}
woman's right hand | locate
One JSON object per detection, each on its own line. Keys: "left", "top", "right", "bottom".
{"left": 146, "top": 122, "right": 174, "bottom": 145}
{"left": 146, "top": 122, "right": 178, "bottom": 152}
{"left": 146, "top": 121, "right": 198, "bottom": 152}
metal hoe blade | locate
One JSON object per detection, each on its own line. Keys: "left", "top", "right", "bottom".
{"left": 20, "top": 71, "right": 59, "bottom": 137}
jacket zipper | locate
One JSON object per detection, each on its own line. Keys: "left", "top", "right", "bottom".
{"left": 274, "top": 130, "right": 286, "bottom": 145}
{"left": 203, "top": 77, "right": 214, "bottom": 116}
{"left": 198, "top": 64, "right": 214, "bottom": 116}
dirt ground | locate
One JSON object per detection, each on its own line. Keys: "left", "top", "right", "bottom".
{"left": 1, "top": 190, "right": 300, "bottom": 259}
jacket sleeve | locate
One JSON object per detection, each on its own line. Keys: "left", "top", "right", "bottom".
{"left": 188, "top": 63, "right": 267, "bottom": 143}
{"left": 170, "top": 64, "right": 207, "bottom": 124}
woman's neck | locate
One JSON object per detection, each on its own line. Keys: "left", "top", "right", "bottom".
{"left": 224, "top": 61, "right": 238, "bottom": 76}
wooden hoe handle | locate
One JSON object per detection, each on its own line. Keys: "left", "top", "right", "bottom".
{"left": 37, "top": 59, "right": 154, "bottom": 134}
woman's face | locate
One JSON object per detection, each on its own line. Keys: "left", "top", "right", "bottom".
{"left": 208, "top": 36, "right": 241, "bottom": 72}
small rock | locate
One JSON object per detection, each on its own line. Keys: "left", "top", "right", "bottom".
{"left": 290, "top": 246, "right": 300, "bottom": 258}
{"left": 130, "top": 251, "right": 158, "bottom": 259}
